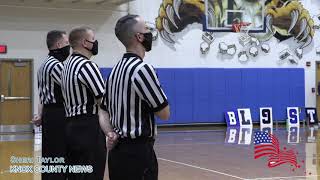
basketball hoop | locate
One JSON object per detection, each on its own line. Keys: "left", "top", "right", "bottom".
{"left": 232, "top": 21, "right": 251, "bottom": 33}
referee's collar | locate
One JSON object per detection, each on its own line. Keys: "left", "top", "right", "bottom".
{"left": 123, "top": 53, "right": 142, "bottom": 60}
{"left": 71, "top": 53, "right": 89, "bottom": 60}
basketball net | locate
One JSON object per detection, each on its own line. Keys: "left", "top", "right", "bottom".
{"left": 232, "top": 22, "right": 251, "bottom": 33}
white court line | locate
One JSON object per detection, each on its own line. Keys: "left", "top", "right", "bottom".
{"left": 248, "top": 175, "right": 320, "bottom": 180}
{"left": 158, "top": 157, "right": 245, "bottom": 180}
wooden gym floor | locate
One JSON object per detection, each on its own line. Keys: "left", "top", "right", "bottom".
{"left": 0, "top": 126, "right": 319, "bottom": 180}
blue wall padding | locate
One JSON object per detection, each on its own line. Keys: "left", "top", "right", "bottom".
{"left": 100, "top": 68, "right": 112, "bottom": 80}
{"left": 100, "top": 68, "right": 305, "bottom": 125}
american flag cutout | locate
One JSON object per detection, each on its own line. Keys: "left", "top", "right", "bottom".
{"left": 254, "top": 131, "right": 299, "bottom": 168}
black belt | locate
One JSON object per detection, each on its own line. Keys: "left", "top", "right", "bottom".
{"left": 118, "top": 136, "right": 155, "bottom": 144}
{"left": 66, "top": 114, "right": 98, "bottom": 121}
{"left": 43, "top": 103, "right": 64, "bottom": 108}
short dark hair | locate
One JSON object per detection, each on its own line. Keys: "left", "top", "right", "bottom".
{"left": 69, "top": 26, "right": 93, "bottom": 48}
{"left": 115, "top": 14, "right": 139, "bottom": 47}
{"left": 46, "top": 30, "right": 66, "bottom": 49}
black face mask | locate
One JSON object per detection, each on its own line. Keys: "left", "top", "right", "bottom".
{"left": 85, "top": 40, "right": 98, "bottom": 55}
{"left": 49, "top": 45, "right": 70, "bottom": 62}
{"left": 141, "top": 32, "right": 153, "bottom": 52}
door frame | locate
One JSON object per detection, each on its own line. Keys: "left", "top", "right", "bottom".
{"left": 316, "top": 61, "right": 320, "bottom": 121}
{"left": 0, "top": 58, "right": 34, "bottom": 133}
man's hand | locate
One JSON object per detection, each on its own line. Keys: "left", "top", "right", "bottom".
{"left": 106, "top": 132, "right": 119, "bottom": 150}
{"left": 32, "top": 114, "right": 42, "bottom": 127}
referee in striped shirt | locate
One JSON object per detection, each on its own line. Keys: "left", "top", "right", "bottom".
{"left": 100, "top": 15, "right": 170, "bottom": 180}
{"left": 33, "top": 30, "right": 70, "bottom": 180}
{"left": 61, "top": 26, "right": 111, "bottom": 180}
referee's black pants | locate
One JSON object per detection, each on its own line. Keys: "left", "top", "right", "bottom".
{"left": 65, "top": 114, "right": 107, "bottom": 180}
{"left": 108, "top": 137, "right": 158, "bottom": 180}
{"left": 42, "top": 104, "right": 66, "bottom": 180}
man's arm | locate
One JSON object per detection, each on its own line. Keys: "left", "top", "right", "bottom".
{"left": 38, "top": 103, "right": 43, "bottom": 117}
{"left": 132, "top": 64, "right": 170, "bottom": 121}
{"left": 78, "top": 62, "right": 105, "bottom": 99}
{"left": 32, "top": 103, "right": 43, "bottom": 126}
{"left": 155, "top": 105, "right": 170, "bottom": 120}
{"left": 51, "top": 62, "right": 63, "bottom": 85}
{"left": 98, "top": 89, "right": 118, "bottom": 150}
{"left": 98, "top": 105, "right": 118, "bottom": 150}
{"left": 97, "top": 98, "right": 113, "bottom": 135}
{"left": 33, "top": 70, "right": 43, "bottom": 126}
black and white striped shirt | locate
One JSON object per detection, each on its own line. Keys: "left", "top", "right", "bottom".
{"left": 101, "top": 53, "right": 168, "bottom": 139}
{"left": 61, "top": 54, "right": 105, "bottom": 117}
{"left": 37, "top": 55, "right": 64, "bottom": 105}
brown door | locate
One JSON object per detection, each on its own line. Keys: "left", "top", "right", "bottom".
{"left": 0, "top": 140, "right": 34, "bottom": 180}
{"left": 0, "top": 60, "right": 32, "bottom": 133}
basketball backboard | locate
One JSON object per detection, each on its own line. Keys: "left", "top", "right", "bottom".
{"left": 205, "top": 0, "right": 266, "bottom": 32}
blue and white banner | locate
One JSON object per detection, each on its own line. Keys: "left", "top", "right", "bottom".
{"left": 287, "top": 107, "right": 300, "bottom": 126}
{"left": 225, "top": 111, "right": 239, "bottom": 127}
{"left": 238, "top": 108, "right": 253, "bottom": 128}
{"left": 260, "top": 107, "right": 273, "bottom": 127}
{"left": 305, "top": 108, "right": 318, "bottom": 125}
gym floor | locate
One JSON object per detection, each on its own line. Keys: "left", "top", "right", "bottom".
{"left": 0, "top": 126, "right": 319, "bottom": 180}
